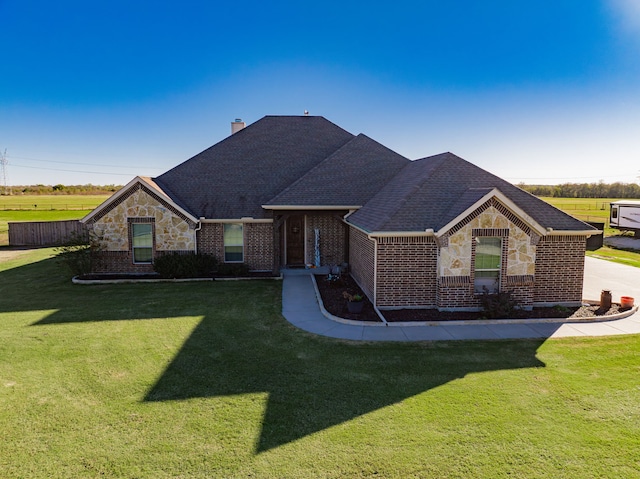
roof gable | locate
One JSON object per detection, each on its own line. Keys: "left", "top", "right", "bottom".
{"left": 81, "top": 176, "right": 198, "bottom": 225}
{"left": 437, "top": 188, "right": 547, "bottom": 237}
{"left": 348, "top": 153, "right": 596, "bottom": 234}
{"left": 264, "top": 134, "right": 410, "bottom": 208}
{"left": 154, "top": 116, "right": 354, "bottom": 219}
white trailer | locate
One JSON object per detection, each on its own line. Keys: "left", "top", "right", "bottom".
{"left": 610, "top": 200, "right": 640, "bottom": 237}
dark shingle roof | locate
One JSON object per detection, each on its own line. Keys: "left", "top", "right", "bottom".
{"left": 265, "top": 134, "right": 410, "bottom": 207}
{"left": 347, "top": 152, "right": 595, "bottom": 233}
{"left": 154, "top": 116, "right": 354, "bottom": 218}
{"left": 149, "top": 117, "right": 593, "bottom": 233}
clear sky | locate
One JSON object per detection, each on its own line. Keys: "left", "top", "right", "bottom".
{"left": 2, "top": 0, "right": 640, "bottom": 187}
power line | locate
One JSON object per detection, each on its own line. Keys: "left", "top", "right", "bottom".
{"left": 505, "top": 172, "right": 639, "bottom": 181}
{"left": 8, "top": 154, "right": 164, "bottom": 171}
{"left": 11, "top": 163, "right": 142, "bottom": 176}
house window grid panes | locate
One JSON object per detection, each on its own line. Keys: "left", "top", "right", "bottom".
{"left": 474, "top": 236, "right": 502, "bottom": 294}
{"left": 132, "top": 223, "right": 153, "bottom": 264}
{"left": 224, "top": 223, "right": 244, "bottom": 263}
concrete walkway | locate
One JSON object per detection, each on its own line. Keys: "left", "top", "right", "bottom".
{"left": 281, "top": 258, "right": 640, "bottom": 341}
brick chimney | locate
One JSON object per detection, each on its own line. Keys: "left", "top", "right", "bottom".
{"left": 231, "top": 118, "right": 246, "bottom": 134}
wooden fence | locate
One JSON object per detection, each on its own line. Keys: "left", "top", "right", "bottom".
{"left": 8, "top": 220, "right": 88, "bottom": 247}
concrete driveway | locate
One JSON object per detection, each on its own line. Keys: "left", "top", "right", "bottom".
{"left": 583, "top": 256, "right": 640, "bottom": 304}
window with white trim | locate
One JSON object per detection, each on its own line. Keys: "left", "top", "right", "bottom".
{"left": 474, "top": 236, "right": 501, "bottom": 293}
{"left": 132, "top": 223, "right": 153, "bottom": 264}
{"left": 224, "top": 223, "right": 244, "bottom": 262}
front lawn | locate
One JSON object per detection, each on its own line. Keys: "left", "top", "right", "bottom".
{"left": 587, "top": 245, "right": 640, "bottom": 268}
{"left": 1, "top": 249, "right": 639, "bottom": 478}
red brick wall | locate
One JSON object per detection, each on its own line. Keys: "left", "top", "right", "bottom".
{"left": 435, "top": 276, "right": 535, "bottom": 310}
{"left": 534, "top": 235, "right": 586, "bottom": 303}
{"left": 306, "top": 213, "right": 347, "bottom": 266}
{"left": 92, "top": 251, "right": 156, "bottom": 273}
{"left": 348, "top": 227, "right": 375, "bottom": 301}
{"left": 347, "top": 230, "right": 585, "bottom": 310}
{"left": 376, "top": 236, "right": 438, "bottom": 308}
{"left": 197, "top": 222, "right": 274, "bottom": 271}
{"left": 197, "top": 223, "right": 224, "bottom": 258}
{"left": 436, "top": 277, "right": 475, "bottom": 309}
{"left": 244, "top": 223, "right": 274, "bottom": 271}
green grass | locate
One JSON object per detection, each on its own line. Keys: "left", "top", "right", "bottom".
{"left": 539, "top": 197, "right": 620, "bottom": 233}
{"left": 0, "top": 194, "right": 110, "bottom": 210}
{"left": 1, "top": 249, "right": 639, "bottom": 478}
{"left": 587, "top": 246, "right": 640, "bottom": 268}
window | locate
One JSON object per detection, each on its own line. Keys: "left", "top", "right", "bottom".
{"left": 474, "top": 237, "right": 501, "bottom": 293}
{"left": 611, "top": 206, "right": 618, "bottom": 220}
{"left": 224, "top": 223, "right": 244, "bottom": 262}
{"left": 132, "top": 223, "right": 153, "bottom": 264}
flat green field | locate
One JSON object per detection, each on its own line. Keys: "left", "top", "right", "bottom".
{"left": 0, "top": 194, "right": 109, "bottom": 211}
{"left": 0, "top": 195, "right": 108, "bottom": 245}
{"left": 539, "top": 196, "right": 617, "bottom": 223}
{"left": 539, "top": 197, "right": 640, "bottom": 267}
{"left": 1, "top": 249, "right": 639, "bottom": 478}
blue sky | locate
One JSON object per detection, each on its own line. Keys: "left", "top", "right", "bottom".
{"left": 1, "top": 0, "right": 640, "bottom": 186}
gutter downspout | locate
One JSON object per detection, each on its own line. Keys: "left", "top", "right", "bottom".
{"left": 343, "top": 212, "right": 387, "bottom": 325}
{"left": 194, "top": 218, "right": 204, "bottom": 254}
{"left": 374, "top": 304, "right": 388, "bottom": 326}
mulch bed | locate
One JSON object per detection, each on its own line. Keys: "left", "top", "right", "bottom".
{"left": 314, "top": 273, "right": 627, "bottom": 322}
{"left": 314, "top": 274, "right": 381, "bottom": 322}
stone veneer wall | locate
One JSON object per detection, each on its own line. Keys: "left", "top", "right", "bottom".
{"left": 89, "top": 185, "right": 196, "bottom": 273}
{"left": 376, "top": 236, "right": 438, "bottom": 308}
{"left": 439, "top": 204, "right": 535, "bottom": 278}
{"left": 305, "top": 213, "right": 347, "bottom": 267}
{"left": 348, "top": 227, "right": 375, "bottom": 301}
{"left": 197, "top": 222, "right": 274, "bottom": 271}
{"left": 534, "top": 235, "right": 586, "bottom": 304}
{"left": 435, "top": 201, "right": 538, "bottom": 310}
{"left": 92, "top": 188, "right": 196, "bottom": 253}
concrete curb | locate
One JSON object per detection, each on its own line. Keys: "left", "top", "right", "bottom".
{"left": 308, "top": 273, "right": 638, "bottom": 327}
{"left": 310, "top": 274, "right": 385, "bottom": 327}
{"left": 72, "top": 274, "right": 282, "bottom": 285}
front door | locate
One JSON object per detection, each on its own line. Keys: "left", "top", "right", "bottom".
{"left": 286, "top": 215, "right": 305, "bottom": 266}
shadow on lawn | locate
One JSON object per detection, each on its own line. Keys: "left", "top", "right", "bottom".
{"left": 2, "top": 253, "right": 559, "bottom": 454}
{"left": 143, "top": 313, "right": 551, "bottom": 453}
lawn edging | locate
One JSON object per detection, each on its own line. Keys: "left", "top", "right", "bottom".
{"left": 310, "top": 274, "right": 385, "bottom": 327}
{"left": 72, "top": 274, "right": 283, "bottom": 284}
{"left": 310, "top": 272, "right": 639, "bottom": 327}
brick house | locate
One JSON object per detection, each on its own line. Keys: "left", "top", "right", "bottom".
{"left": 82, "top": 115, "right": 597, "bottom": 311}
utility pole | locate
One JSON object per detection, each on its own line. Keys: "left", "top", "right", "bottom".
{"left": 0, "top": 149, "right": 11, "bottom": 195}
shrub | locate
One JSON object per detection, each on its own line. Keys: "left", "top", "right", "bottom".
{"left": 215, "top": 263, "right": 250, "bottom": 277}
{"left": 479, "top": 290, "right": 519, "bottom": 319}
{"left": 55, "top": 230, "right": 101, "bottom": 277}
{"left": 153, "top": 252, "right": 218, "bottom": 278}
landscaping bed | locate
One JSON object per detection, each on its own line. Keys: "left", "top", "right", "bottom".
{"left": 315, "top": 273, "right": 626, "bottom": 322}
{"left": 314, "top": 274, "right": 380, "bottom": 321}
